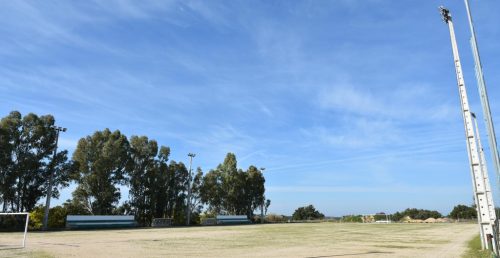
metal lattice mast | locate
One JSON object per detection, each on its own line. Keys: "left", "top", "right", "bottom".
{"left": 464, "top": 0, "right": 500, "bottom": 194}
{"left": 440, "top": 7, "right": 498, "bottom": 253}
{"left": 472, "top": 113, "right": 497, "bottom": 223}
{"left": 472, "top": 112, "right": 499, "bottom": 252}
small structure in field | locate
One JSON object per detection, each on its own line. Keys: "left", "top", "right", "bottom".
{"left": 216, "top": 215, "right": 250, "bottom": 225}
{"left": 201, "top": 218, "right": 217, "bottom": 226}
{"left": 151, "top": 218, "right": 172, "bottom": 227}
{"left": 66, "top": 215, "right": 136, "bottom": 229}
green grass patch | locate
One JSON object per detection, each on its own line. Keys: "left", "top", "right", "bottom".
{"left": 374, "top": 245, "right": 414, "bottom": 249}
{"left": 462, "top": 235, "right": 493, "bottom": 258}
{"left": 0, "top": 249, "right": 54, "bottom": 258}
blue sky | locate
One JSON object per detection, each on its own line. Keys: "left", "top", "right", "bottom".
{"left": 2, "top": 0, "right": 500, "bottom": 216}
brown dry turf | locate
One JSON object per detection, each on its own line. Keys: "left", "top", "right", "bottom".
{"left": 0, "top": 222, "right": 477, "bottom": 257}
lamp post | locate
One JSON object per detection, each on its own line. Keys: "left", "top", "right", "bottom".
{"left": 42, "top": 125, "right": 66, "bottom": 231}
{"left": 260, "top": 167, "right": 265, "bottom": 224}
{"left": 186, "top": 153, "right": 196, "bottom": 226}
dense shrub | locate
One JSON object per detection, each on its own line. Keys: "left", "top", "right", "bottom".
{"left": 292, "top": 205, "right": 324, "bottom": 220}
{"left": 29, "top": 205, "right": 71, "bottom": 230}
{"left": 29, "top": 206, "right": 44, "bottom": 230}
{"left": 266, "top": 213, "right": 288, "bottom": 223}
{"left": 449, "top": 205, "right": 476, "bottom": 220}
{"left": 0, "top": 214, "right": 27, "bottom": 232}
{"left": 391, "top": 208, "right": 442, "bottom": 221}
{"left": 342, "top": 215, "right": 363, "bottom": 223}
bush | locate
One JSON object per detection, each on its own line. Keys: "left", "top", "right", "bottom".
{"left": 48, "top": 206, "right": 68, "bottom": 228}
{"left": 449, "top": 204, "right": 476, "bottom": 220}
{"left": 0, "top": 214, "right": 27, "bottom": 232}
{"left": 29, "top": 205, "right": 70, "bottom": 230}
{"left": 390, "top": 208, "right": 442, "bottom": 221}
{"left": 190, "top": 212, "right": 201, "bottom": 225}
{"left": 266, "top": 213, "right": 287, "bottom": 223}
{"left": 342, "top": 215, "right": 363, "bottom": 223}
{"left": 29, "top": 206, "right": 44, "bottom": 230}
{"left": 292, "top": 205, "right": 325, "bottom": 220}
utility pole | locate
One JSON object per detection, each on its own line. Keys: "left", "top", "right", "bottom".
{"left": 464, "top": 0, "right": 500, "bottom": 196}
{"left": 440, "top": 7, "right": 498, "bottom": 254}
{"left": 42, "top": 125, "right": 66, "bottom": 231}
{"left": 260, "top": 167, "right": 265, "bottom": 224}
{"left": 186, "top": 153, "right": 196, "bottom": 226}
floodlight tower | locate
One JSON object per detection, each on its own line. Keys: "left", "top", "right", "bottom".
{"left": 43, "top": 125, "right": 66, "bottom": 231}
{"left": 186, "top": 153, "right": 196, "bottom": 226}
{"left": 260, "top": 167, "right": 266, "bottom": 224}
{"left": 440, "top": 7, "right": 498, "bottom": 254}
{"left": 464, "top": 0, "right": 500, "bottom": 195}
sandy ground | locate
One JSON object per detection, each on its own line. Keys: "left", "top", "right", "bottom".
{"left": 0, "top": 222, "right": 477, "bottom": 258}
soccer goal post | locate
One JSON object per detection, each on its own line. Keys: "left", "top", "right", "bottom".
{"left": 0, "top": 212, "right": 30, "bottom": 248}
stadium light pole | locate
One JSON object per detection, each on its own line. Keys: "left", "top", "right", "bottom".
{"left": 186, "top": 153, "right": 196, "bottom": 226}
{"left": 464, "top": 0, "right": 500, "bottom": 194}
{"left": 260, "top": 167, "right": 265, "bottom": 224}
{"left": 43, "top": 125, "right": 66, "bottom": 231}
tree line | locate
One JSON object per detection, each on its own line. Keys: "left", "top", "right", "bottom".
{"left": 289, "top": 204, "right": 478, "bottom": 222}
{"left": 0, "top": 111, "right": 268, "bottom": 226}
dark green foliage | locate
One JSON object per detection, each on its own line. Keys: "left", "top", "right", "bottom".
{"left": 292, "top": 205, "right": 325, "bottom": 220}
{"left": 113, "top": 202, "right": 133, "bottom": 215}
{"left": 391, "top": 211, "right": 404, "bottom": 221}
{"left": 0, "top": 111, "right": 75, "bottom": 212}
{"left": 166, "top": 161, "right": 189, "bottom": 225}
{"left": 71, "top": 131, "right": 195, "bottom": 225}
{"left": 0, "top": 214, "right": 28, "bottom": 232}
{"left": 342, "top": 215, "right": 362, "bottom": 223}
{"left": 200, "top": 169, "right": 224, "bottom": 214}
{"left": 128, "top": 138, "right": 194, "bottom": 226}
{"left": 187, "top": 167, "right": 204, "bottom": 224}
{"left": 72, "top": 129, "right": 130, "bottom": 215}
{"left": 1, "top": 111, "right": 269, "bottom": 226}
{"left": 150, "top": 146, "right": 171, "bottom": 219}
{"left": 449, "top": 204, "right": 477, "bottom": 219}
{"left": 392, "top": 208, "right": 442, "bottom": 221}
{"left": 200, "top": 153, "right": 265, "bottom": 218}
{"left": 373, "top": 213, "right": 388, "bottom": 221}
{"left": 128, "top": 136, "right": 159, "bottom": 226}
{"left": 29, "top": 205, "right": 70, "bottom": 230}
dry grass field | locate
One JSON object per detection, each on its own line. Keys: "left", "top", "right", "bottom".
{"left": 0, "top": 222, "right": 477, "bottom": 258}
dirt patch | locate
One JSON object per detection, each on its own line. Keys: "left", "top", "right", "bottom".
{"left": 0, "top": 223, "right": 477, "bottom": 257}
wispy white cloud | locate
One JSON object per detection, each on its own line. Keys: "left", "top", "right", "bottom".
{"left": 268, "top": 185, "right": 467, "bottom": 194}
{"left": 92, "top": 0, "right": 176, "bottom": 19}
{"left": 317, "top": 81, "right": 456, "bottom": 122}
{"left": 2, "top": 0, "right": 493, "bottom": 215}
{"left": 300, "top": 118, "right": 401, "bottom": 149}
{"left": 267, "top": 134, "right": 463, "bottom": 172}
{"left": 184, "top": 124, "right": 256, "bottom": 155}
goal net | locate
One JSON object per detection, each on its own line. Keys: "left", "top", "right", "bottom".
{"left": 151, "top": 218, "right": 172, "bottom": 228}
{"left": 0, "top": 213, "right": 29, "bottom": 248}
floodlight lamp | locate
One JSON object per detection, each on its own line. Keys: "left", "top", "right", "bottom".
{"left": 439, "top": 6, "right": 451, "bottom": 23}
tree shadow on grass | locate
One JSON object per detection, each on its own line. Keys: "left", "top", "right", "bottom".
{"left": 306, "top": 251, "right": 394, "bottom": 258}
{"left": 0, "top": 245, "right": 24, "bottom": 250}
